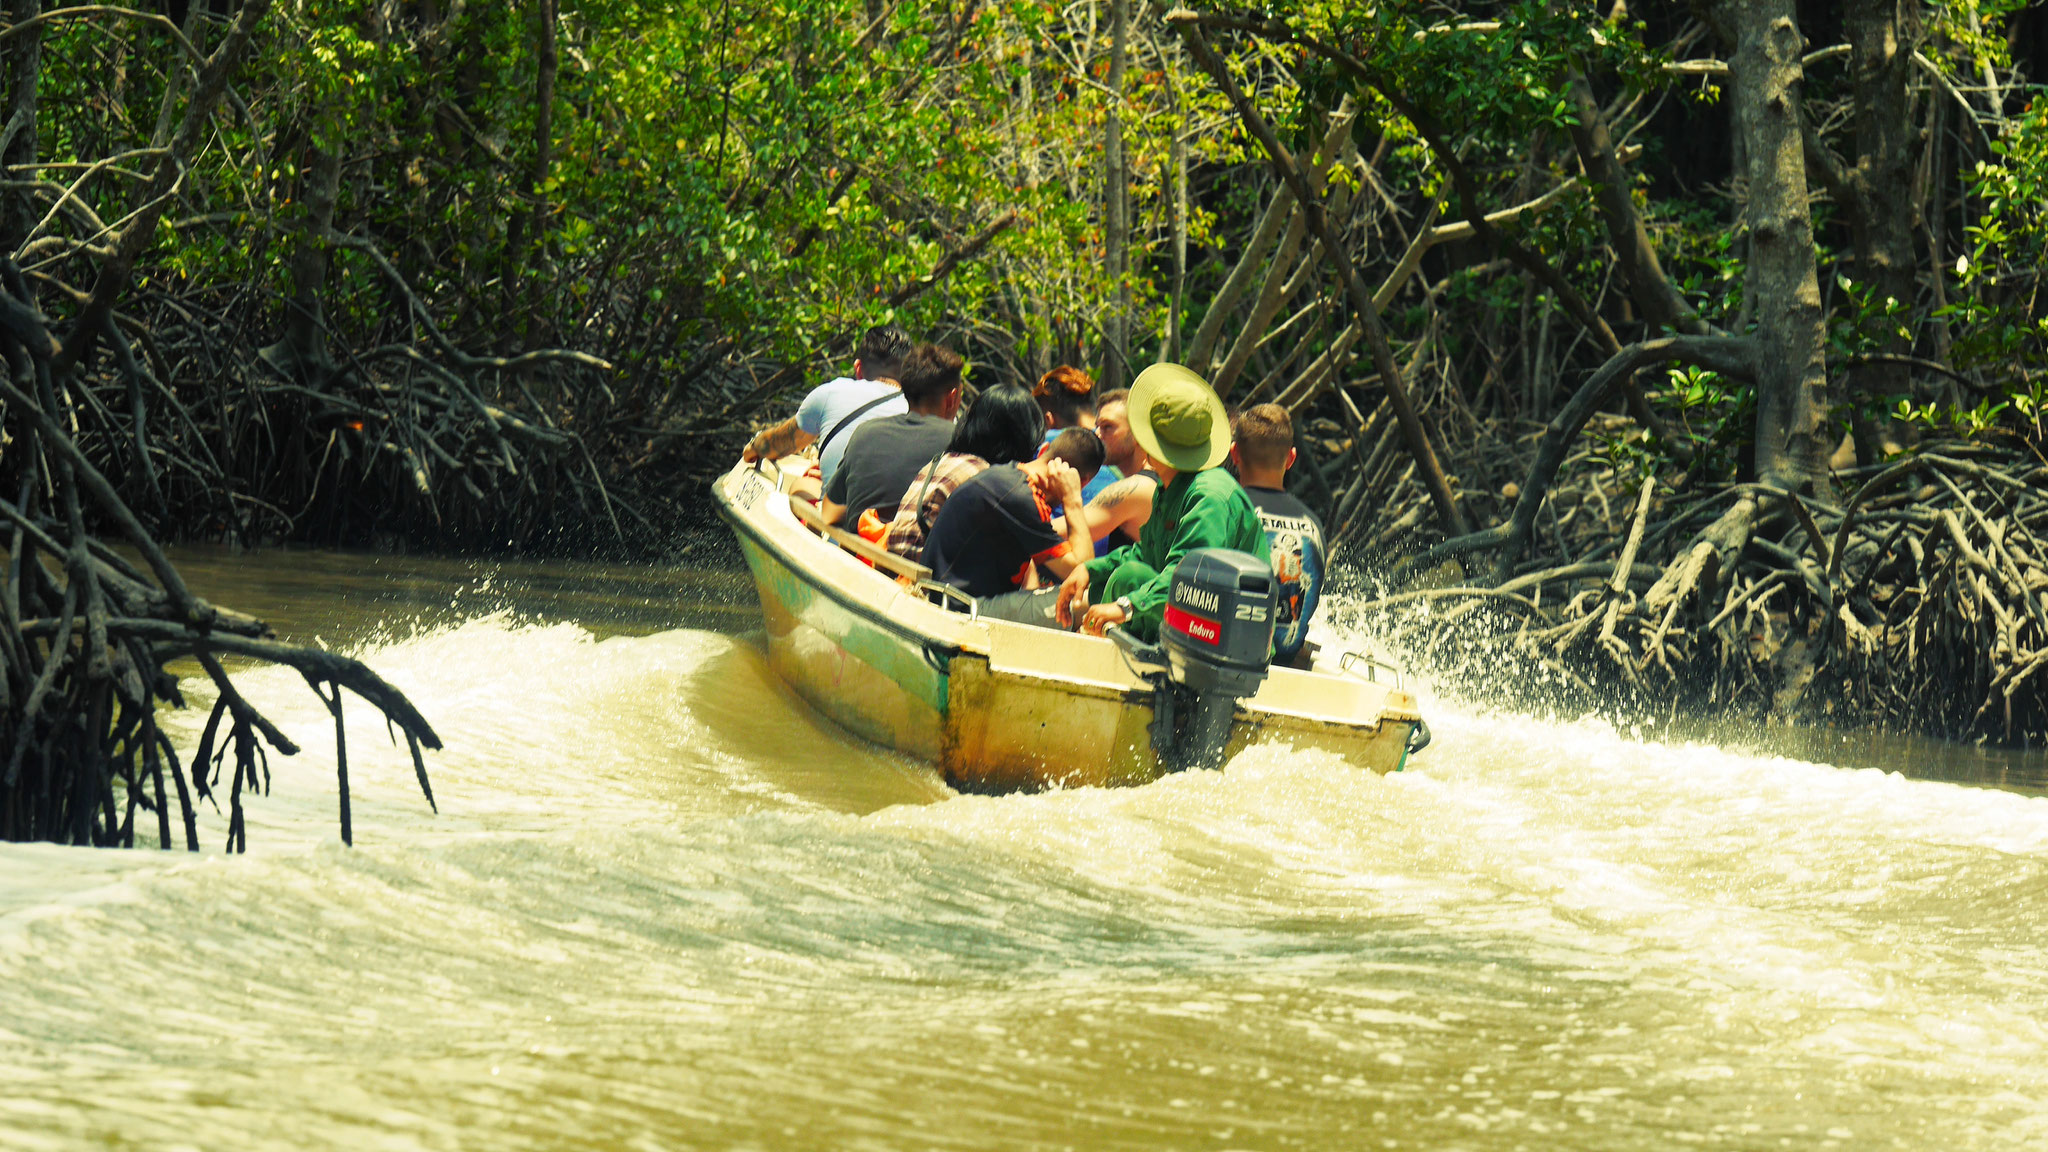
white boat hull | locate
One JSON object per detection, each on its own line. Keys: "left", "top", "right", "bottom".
{"left": 713, "top": 461, "right": 1423, "bottom": 791}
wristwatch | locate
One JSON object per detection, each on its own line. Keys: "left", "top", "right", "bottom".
{"left": 1112, "top": 596, "right": 1134, "bottom": 619}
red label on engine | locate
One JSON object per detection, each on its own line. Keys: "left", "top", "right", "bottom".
{"left": 1165, "top": 604, "right": 1220, "bottom": 645}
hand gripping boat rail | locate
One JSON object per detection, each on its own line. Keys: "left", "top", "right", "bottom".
{"left": 711, "top": 457, "right": 1427, "bottom": 791}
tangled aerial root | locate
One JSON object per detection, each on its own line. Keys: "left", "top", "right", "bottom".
{"left": 2, "top": 262, "right": 440, "bottom": 850}
{"left": 1351, "top": 443, "right": 2048, "bottom": 746}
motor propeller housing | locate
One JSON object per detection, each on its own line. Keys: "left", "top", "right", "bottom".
{"left": 1112, "top": 547, "right": 1277, "bottom": 773}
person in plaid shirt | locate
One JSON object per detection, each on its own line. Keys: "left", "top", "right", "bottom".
{"left": 885, "top": 383, "right": 1044, "bottom": 559}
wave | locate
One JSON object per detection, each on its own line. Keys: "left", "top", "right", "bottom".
{"left": 0, "top": 602, "right": 2044, "bottom": 1148}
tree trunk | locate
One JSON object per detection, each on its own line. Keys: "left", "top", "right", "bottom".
{"left": 1211, "top": 210, "right": 1307, "bottom": 397}
{"left": 505, "top": 0, "right": 557, "bottom": 313}
{"left": 262, "top": 143, "right": 342, "bottom": 382}
{"left": 1167, "top": 126, "right": 1187, "bottom": 363}
{"left": 1178, "top": 21, "right": 1470, "bottom": 536}
{"left": 1564, "top": 68, "right": 1704, "bottom": 337}
{"left": 1726, "top": 0, "right": 1830, "bottom": 489}
{"left": 1185, "top": 99, "right": 1354, "bottom": 377}
{"left": 1844, "top": 0, "right": 1923, "bottom": 411}
{"left": 1185, "top": 176, "right": 1288, "bottom": 374}
{"left": 1, "top": 0, "right": 43, "bottom": 254}
{"left": 1101, "top": 0, "right": 1129, "bottom": 387}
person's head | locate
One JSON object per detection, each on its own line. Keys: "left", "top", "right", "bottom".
{"left": 896, "top": 343, "right": 965, "bottom": 417}
{"left": 853, "top": 323, "right": 912, "bottom": 384}
{"left": 947, "top": 382, "right": 1042, "bottom": 464}
{"left": 1043, "top": 426, "right": 1105, "bottom": 485}
{"left": 1033, "top": 365, "right": 1097, "bottom": 430}
{"left": 1127, "top": 363, "right": 1231, "bottom": 476}
{"left": 1021, "top": 426, "right": 1105, "bottom": 503}
{"left": 1230, "top": 402, "right": 1297, "bottom": 487}
{"left": 1092, "top": 387, "right": 1141, "bottom": 473}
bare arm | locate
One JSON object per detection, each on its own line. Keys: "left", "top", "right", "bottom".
{"left": 1039, "top": 511, "right": 1094, "bottom": 581}
{"left": 820, "top": 498, "right": 848, "bottom": 527}
{"left": 742, "top": 416, "right": 816, "bottom": 463}
{"left": 1055, "top": 564, "right": 1092, "bottom": 628}
{"left": 1038, "top": 462, "right": 1094, "bottom": 581}
{"left": 1073, "top": 475, "right": 1154, "bottom": 541}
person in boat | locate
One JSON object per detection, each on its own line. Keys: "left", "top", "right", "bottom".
{"left": 822, "top": 343, "right": 963, "bottom": 528}
{"left": 1034, "top": 366, "right": 1115, "bottom": 506}
{"left": 1061, "top": 386, "right": 1158, "bottom": 556}
{"left": 1231, "top": 403, "right": 1326, "bottom": 668}
{"left": 921, "top": 428, "right": 1104, "bottom": 621}
{"left": 885, "top": 381, "right": 1044, "bottom": 559}
{"left": 1054, "top": 363, "right": 1263, "bottom": 639}
{"left": 739, "top": 323, "right": 912, "bottom": 490}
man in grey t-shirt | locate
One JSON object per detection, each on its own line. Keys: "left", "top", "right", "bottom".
{"left": 741, "top": 324, "right": 912, "bottom": 487}
{"left": 823, "top": 345, "right": 963, "bottom": 527}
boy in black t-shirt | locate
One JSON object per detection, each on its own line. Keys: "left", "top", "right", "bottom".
{"left": 1231, "top": 404, "right": 1327, "bottom": 667}
{"left": 923, "top": 430, "right": 1104, "bottom": 603}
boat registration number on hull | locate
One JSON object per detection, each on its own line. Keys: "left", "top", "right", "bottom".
{"left": 735, "top": 468, "right": 773, "bottom": 512}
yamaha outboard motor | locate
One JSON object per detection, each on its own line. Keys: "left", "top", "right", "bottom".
{"left": 1109, "top": 548, "right": 1277, "bottom": 772}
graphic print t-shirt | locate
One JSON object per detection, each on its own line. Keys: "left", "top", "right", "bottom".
{"left": 1245, "top": 486, "right": 1326, "bottom": 664}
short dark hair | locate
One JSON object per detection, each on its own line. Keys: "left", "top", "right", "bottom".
{"left": 858, "top": 323, "right": 912, "bottom": 382}
{"left": 1096, "top": 388, "right": 1130, "bottom": 410}
{"left": 1233, "top": 403, "right": 1294, "bottom": 471}
{"left": 1046, "top": 426, "right": 1105, "bottom": 483}
{"left": 949, "top": 382, "right": 1041, "bottom": 464}
{"left": 1033, "top": 365, "right": 1097, "bottom": 428}
{"left": 897, "top": 343, "right": 964, "bottom": 406}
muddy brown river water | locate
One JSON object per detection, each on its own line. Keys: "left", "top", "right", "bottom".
{"left": 2, "top": 544, "right": 2045, "bottom": 1150}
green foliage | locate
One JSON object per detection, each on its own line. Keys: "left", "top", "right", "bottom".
{"left": 1927, "top": 0, "right": 2025, "bottom": 73}
{"left": 1892, "top": 387, "right": 2041, "bottom": 443}
{"left": 1664, "top": 212, "right": 1746, "bottom": 330}
{"left": 1828, "top": 275, "right": 1912, "bottom": 362}
{"left": 1955, "top": 91, "right": 2048, "bottom": 374}
{"left": 1281, "top": 0, "right": 1661, "bottom": 138}
{"left": 1651, "top": 365, "right": 1755, "bottom": 474}
{"left": 31, "top": 0, "right": 1263, "bottom": 388}
{"left": 26, "top": 0, "right": 2046, "bottom": 499}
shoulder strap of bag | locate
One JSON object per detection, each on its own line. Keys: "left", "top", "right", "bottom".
{"left": 817, "top": 390, "right": 900, "bottom": 460}
{"left": 913, "top": 451, "right": 950, "bottom": 534}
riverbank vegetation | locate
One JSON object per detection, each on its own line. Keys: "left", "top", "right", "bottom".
{"left": 0, "top": 1, "right": 440, "bottom": 847}
{"left": 0, "top": 0, "right": 2043, "bottom": 837}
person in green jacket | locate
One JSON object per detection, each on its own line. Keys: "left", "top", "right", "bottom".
{"left": 1055, "top": 363, "right": 1264, "bottom": 639}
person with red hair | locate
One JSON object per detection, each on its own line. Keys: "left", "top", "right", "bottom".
{"left": 1033, "top": 365, "right": 1114, "bottom": 506}
{"left": 1033, "top": 365, "right": 1098, "bottom": 431}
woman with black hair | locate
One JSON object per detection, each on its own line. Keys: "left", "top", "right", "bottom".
{"left": 885, "top": 383, "right": 1045, "bottom": 559}
{"left": 948, "top": 383, "right": 1044, "bottom": 465}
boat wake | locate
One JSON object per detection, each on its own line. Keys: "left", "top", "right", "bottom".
{"left": 0, "top": 602, "right": 2044, "bottom": 1149}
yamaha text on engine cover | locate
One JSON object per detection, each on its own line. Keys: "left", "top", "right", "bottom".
{"left": 1110, "top": 548, "right": 1277, "bottom": 772}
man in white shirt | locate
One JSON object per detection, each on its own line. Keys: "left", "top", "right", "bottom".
{"left": 741, "top": 324, "right": 912, "bottom": 487}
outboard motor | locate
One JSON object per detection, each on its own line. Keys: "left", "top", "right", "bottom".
{"left": 1109, "top": 548, "right": 1277, "bottom": 772}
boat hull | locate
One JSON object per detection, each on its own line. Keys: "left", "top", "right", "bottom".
{"left": 733, "top": 527, "right": 950, "bottom": 762}
{"left": 715, "top": 462, "right": 1422, "bottom": 791}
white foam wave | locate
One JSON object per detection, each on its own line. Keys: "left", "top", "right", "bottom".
{"left": 2, "top": 590, "right": 2045, "bottom": 1148}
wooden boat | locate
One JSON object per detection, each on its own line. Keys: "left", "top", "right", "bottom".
{"left": 712, "top": 457, "right": 1426, "bottom": 792}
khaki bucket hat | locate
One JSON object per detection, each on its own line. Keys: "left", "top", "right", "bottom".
{"left": 1128, "top": 362, "right": 1232, "bottom": 472}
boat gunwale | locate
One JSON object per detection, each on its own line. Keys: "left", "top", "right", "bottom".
{"left": 712, "top": 465, "right": 972, "bottom": 662}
